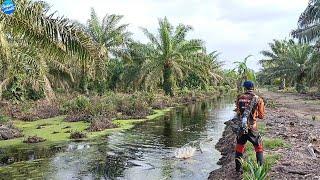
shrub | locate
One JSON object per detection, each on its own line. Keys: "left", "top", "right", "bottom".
{"left": 241, "top": 158, "right": 271, "bottom": 180}
{"left": 151, "top": 95, "right": 174, "bottom": 109}
{"left": 23, "top": 136, "right": 46, "bottom": 144}
{"left": 70, "top": 131, "right": 87, "bottom": 139}
{"left": 34, "top": 101, "right": 61, "bottom": 119}
{"left": 0, "top": 123, "right": 23, "bottom": 140}
{"left": 116, "top": 94, "right": 151, "bottom": 119}
{"left": 0, "top": 115, "right": 10, "bottom": 124}
{"left": 89, "top": 97, "right": 117, "bottom": 117}
{"left": 139, "top": 92, "right": 156, "bottom": 105}
{"left": 178, "top": 87, "right": 192, "bottom": 97}
{"left": 88, "top": 116, "right": 117, "bottom": 132}
{"left": 62, "top": 95, "right": 90, "bottom": 113}
{"left": 295, "top": 83, "right": 307, "bottom": 94}
{"left": 4, "top": 100, "right": 61, "bottom": 121}
{"left": 65, "top": 112, "right": 92, "bottom": 122}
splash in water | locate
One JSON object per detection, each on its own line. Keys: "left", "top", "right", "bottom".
{"left": 174, "top": 146, "right": 197, "bottom": 159}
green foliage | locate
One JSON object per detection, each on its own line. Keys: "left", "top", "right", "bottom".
{"left": 0, "top": 0, "right": 99, "bottom": 100}
{"left": 234, "top": 55, "right": 256, "bottom": 92}
{"left": 137, "top": 17, "right": 223, "bottom": 96}
{"left": 0, "top": 115, "right": 9, "bottom": 124}
{"left": 257, "top": 122, "right": 266, "bottom": 135}
{"left": 83, "top": 8, "right": 131, "bottom": 94}
{"left": 259, "top": 40, "right": 318, "bottom": 93}
{"left": 115, "top": 94, "right": 151, "bottom": 118}
{"left": 264, "top": 138, "right": 289, "bottom": 150}
{"left": 241, "top": 158, "right": 271, "bottom": 180}
{"left": 265, "top": 154, "right": 281, "bottom": 165}
{"left": 0, "top": 1, "right": 232, "bottom": 102}
{"left": 69, "top": 131, "right": 87, "bottom": 139}
{"left": 241, "top": 153, "right": 281, "bottom": 180}
{"left": 295, "top": 83, "right": 307, "bottom": 94}
{"left": 62, "top": 95, "right": 91, "bottom": 113}
{"left": 292, "top": 0, "right": 320, "bottom": 43}
{"left": 243, "top": 136, "right": 287, "bottom": 180}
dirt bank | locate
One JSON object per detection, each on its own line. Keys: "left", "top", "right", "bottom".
{"left": 209, "top": 91, "right": 320, "bottom": 180}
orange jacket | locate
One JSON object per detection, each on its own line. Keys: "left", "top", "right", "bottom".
{"left": 236, "top": 91, "right": 265, "bottom": 130}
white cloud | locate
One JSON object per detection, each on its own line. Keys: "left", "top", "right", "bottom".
{"left": 44, "top": 0, "right": 309, "bottom": 70}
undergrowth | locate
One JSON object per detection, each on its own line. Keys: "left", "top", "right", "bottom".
{"left": 243, "top": 136, "right": 288, "bottom": 179}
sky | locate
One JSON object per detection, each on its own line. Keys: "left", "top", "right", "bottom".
{"left": 45, "top": 0, "right": 309, "bottom": 70}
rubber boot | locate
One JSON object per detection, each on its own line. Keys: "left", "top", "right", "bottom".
{"left": 256, "top": 152, "right": 264, "bottom": 166}
{"left": 235, "top": 152, "right": 243, "bottom": 172}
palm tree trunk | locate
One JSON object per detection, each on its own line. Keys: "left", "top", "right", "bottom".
{"left": 0, "top": 78, "right": 9, "bottom": 100}
{"left": 163, "top": 64, "right": 174, "bottom": 96}
{"left": 80, "top": 60, "right": 89, "bottom": 95}
{"left": 279, "top": 78, "right": 286, "bottom": 90}
{"left": 295, "top": 72, "right": 306, "bottom": 93}
{"left": 43, "top": 75, "right": 55, "bottom": 102}
{"left": 237, "top": 80, "right": 242, "bottom": 93}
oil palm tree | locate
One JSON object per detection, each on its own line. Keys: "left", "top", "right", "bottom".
{"left": 0, "top": 0, "right": 98, "bottom": 100}
{"left": 261, "top": 42, "right": 317, "bottom": 93}
{"left": 117, "top": 41, "right": 146, "bottom": 92}
{"left": 86, "top": 8, "right": 131, "bottom": 93}
{"left": 234, "top": 55, "right": 256, "bottom": 92}
{"left": 204, "top": 51, "right": 223, "bottom": 84}
{"left": 183, "top": 51, "right": 223, "bottom": 89}
{"left": 87, "top": 8, "right": 131, "bottom": 57}
{"left": 138, "top": 17, "right": 204, "bottom": 96}
{"left": 260, "top": 40, "right": 294, "bottom": 89}
{"left": 278, "top": 44, "right": 316, "bottom": 93}
{"left": 292, "top": 0, "right": 320, "bottom": 43}
{"left": 292, "top": 0, "right": 320, "bottom": 90}
{"left": 223, "top": 69, "right": 238, "bottom": 88}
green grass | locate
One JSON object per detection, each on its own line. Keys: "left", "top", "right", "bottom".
{"left": 265, "top": 153, "right": 281, "bottom": 165}
{"left": 245, "top": 137, "right": 287, "bottom": 164}
{"left": 0, "top": 115, "right": 10, "bottom": 123}
{"left": 245, "top": 137, "right": 288, "bottom": 156}
{"left": 243, "top": 137, "right": 288, "bottom": 178}
{"left": 0, "top": 108, "right": 171, "bottom": 148}
{"left": 264, "top": 138, "right": 289, "bottom": 150}
{"left": 258, "top": 122, "right": 266, "bottom": 135}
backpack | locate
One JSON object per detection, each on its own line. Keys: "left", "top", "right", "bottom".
{"left": 238, "top": 93, "right": 258, "bottom": 115}
{"left": 238, "top": 93, "right": 258, "bottom": 133}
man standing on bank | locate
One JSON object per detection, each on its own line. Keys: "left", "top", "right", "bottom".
{"left": 235, "top": 80, "right": 265, "bottom": 173}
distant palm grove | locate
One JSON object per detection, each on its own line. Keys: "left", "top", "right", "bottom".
{"left": 0, "top": 0, "right": 320, "bottom": 102}
{"left": 259, "top": 0, "right": 320, "bottom": 93}
{"left": 0, "top": 0, "right": 234, "bottom": 102}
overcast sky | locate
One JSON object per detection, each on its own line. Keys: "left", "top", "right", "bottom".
{"left": 45, "top": 0, "right": 309, "bottom": 70}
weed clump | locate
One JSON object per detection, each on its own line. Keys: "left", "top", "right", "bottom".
{"left": 23, "top": 136, "right": 46, "bottom": 143}
{"left": 116, "top": 94, "right": 151, "bottom": 119}
{"left": 88, "top": 116, "right": 117, "bottom": 132}
{"left": 5, "top": 100, "right": 61, "bottom": 121}
{"left": 264, "top": 138, "right": 289, "bottom": 150}
{"left": 241, "top": 158, "right": 271, "bottom": 180}
{"left": 69, "top": 131, "right": 87, "bottom": 139}
{"left": 0, "top": 123, "right": 23, "bottom": 140}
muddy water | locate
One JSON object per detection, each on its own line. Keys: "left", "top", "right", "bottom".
{"left": 0, "top": 97, "right": 235, "bottom": 180}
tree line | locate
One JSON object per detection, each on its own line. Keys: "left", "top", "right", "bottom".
{"left": 0, "top": 0, "right": 236, "bottom": 102}
{"left": 259, "top": 0, "right": 320, "bottom": 93}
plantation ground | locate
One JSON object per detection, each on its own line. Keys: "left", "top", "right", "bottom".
{"left": 208, "top": 90, "right": 320, "bottom": 179}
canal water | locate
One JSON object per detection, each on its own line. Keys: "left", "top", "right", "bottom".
{"left": 0, "top": 97, "right": 235, "bottom": 180}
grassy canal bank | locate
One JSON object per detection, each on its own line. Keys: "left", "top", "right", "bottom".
{"left": 0, "top": 109, "right": 171, "bottom": 148}
{"left": 0, "top": 89, "right": 235, "bottom": 149}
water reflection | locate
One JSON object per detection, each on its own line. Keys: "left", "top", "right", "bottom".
{"left": 0, "top": 97, "right": 235, "bottom": 179}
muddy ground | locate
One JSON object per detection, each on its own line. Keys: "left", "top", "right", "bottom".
{"left": 208, "top": 91, "right": 320, "bottom": 180}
